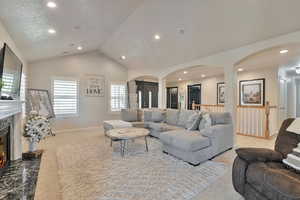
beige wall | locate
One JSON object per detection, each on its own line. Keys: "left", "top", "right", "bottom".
{"left": 166, "top": 66, "right": 279, "bottom": 108}
{"left": 28, "top": 51, "right": 128, "bottom": 131}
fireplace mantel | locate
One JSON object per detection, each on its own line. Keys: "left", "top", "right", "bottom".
{"left": 0, "top": 100, "right": 22, "bottom": 120}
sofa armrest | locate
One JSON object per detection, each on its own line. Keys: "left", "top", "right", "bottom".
{"left": 200, "top": 124, "right": 234, "bottom": 156}
{"left": 201, "top": 124, "right": 233, "bottom": 138}
{"left": 236, "top": 148, "right": 283, "bottom": 163}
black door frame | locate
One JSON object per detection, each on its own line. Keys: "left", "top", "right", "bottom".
{"left": 187, "top": 84, "right": 201, "bottom": 110}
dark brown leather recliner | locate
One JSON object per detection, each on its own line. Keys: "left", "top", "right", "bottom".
{"left": 232, "top": 118, "right": 300, "bottom": 200}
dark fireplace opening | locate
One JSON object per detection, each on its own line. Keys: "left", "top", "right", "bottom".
{"left": 0, "top": 119, "right": 11, "bottom": 176}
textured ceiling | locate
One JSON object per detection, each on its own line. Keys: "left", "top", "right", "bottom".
{"left": 101, "top": 0, "right": 300, "bottom": 72}
{"left": 1, "top": 0, "right": 300, "bottom": 73}
{"left": 0, "top": 0, "right": 143, "bottom": 61}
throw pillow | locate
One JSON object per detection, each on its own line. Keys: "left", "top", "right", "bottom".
{"left": 283, "top": 143, "right": 300, "bottom": 172}
{"left": 185, "top": 113, "right": 201, "bottom": 130}
{"left": 283, "top": 120, "right": 300, "bottom": 172}
{"left": 198, "top": 113, "right": 212, "bottom": 131}
{"left": 166, "top": 109, "right": 179, "bottom": 125}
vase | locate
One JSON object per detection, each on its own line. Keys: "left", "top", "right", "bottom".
{"left": 29, "top": 140, "right": 38, "bottom": 152}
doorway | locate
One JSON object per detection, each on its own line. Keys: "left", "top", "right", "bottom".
{"left": 187, "top": 84, "right": 201, "bottom": 110}
{"left": 136, "top": 81, "right": 158, "bottom": 108}
{"left": 167, "top": 87, "right": 178, "bottom": 109}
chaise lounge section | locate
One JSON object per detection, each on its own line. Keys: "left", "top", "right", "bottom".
{"left": 159, "top": 111, "right": 233, "bottom": 165}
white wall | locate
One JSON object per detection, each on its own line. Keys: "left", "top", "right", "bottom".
{"left": 28, "top": 51, "right": 128, "bottom": 131}
{"left": 0, "top": 20, "right": 28, "bottom": 159}
{"left": 166, "top": 66, "right": 279, "bottom": 108}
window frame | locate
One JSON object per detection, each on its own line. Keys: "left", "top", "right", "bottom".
{"left": 110, "top": 82, "right": 128, "bottom": 113}
{"left": 51, "top": 76, "right": 80, "bottom": 118}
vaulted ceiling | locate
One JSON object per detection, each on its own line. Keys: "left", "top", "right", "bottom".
{"left": 1, "top": 0, "right": 300, "bottom": 74}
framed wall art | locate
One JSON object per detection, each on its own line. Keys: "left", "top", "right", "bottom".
{"left": 27, "top": 89, "right": 55, "bottom": 119}
{"left": 84, "top": 75, "right": 105, "bottom": 97}
{"left": 239, "top": 78, "right": 265, "bottom": 106}
{"left": 217, "top": 82, "right": 225, "bottom": 105}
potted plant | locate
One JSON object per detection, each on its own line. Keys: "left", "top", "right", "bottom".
{"left": 23, "top": 111, "right": 52, "bottom": 152}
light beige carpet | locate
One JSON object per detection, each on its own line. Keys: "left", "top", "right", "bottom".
{"left": 56, "top": 138, "right": 228, "bottom": 200}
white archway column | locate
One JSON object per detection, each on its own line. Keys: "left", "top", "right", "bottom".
{"left": 224, "top": 65, "right": 237, "bottom": 146}
{"left": 158, "top": 78, "right": 166, "bottom": 109}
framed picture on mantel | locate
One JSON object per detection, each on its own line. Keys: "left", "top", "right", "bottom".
{"left": 239, "top": 78, "right": 265, "bottom": 106}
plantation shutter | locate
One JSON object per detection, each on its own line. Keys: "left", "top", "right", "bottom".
{"left": 53, "top": 78, "right": 78, "bottom": 117}
{"left": 111, "top": 84, "right": 127, "bottom": 111}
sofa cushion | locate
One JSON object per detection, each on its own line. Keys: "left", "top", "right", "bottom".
{"left": 121, "top": 109, "right": 138, "bottom": 122}
{"left": 185, "top": 113, "right": 201, "bottom": 130}
{"left": 210, "top": 112, "right": 231, "bottom": 125}
{"left": 160, "top": 130, "right": 210, "bottom": 152}
{"left": 246, "top": 162, "right": 300, "bottom": 200}
{"left": 166, "top": 109, "right": 179, "bottom": 125}
{"left": 151, "top": 110, "right": 165, "bottom": 122}
{"left": 177, "top": 110, "right": 197, "bottom": 127}
{"left": 199, "top": 113, "right": 212, "bottom": 130}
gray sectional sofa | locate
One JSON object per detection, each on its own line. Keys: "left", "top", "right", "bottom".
{"left": 121, "top": 109, "right": 234, "bottom": 165}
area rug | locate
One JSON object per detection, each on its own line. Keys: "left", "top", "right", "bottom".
{"left": 56, "top": 137, "right": 228, "bottom": 200}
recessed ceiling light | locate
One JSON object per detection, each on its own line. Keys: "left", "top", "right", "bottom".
{"left": 201, "top": 74, "right": 206, "bottom": 78}
{"left": 178, "top": 78, "right": 182, "bottom": 81}
{"left": 48, "top": 28, "right": 56, "bottom": 34}
{"left": 238, "top": 68, "right": 244, "bottom": 72}
{"left": 77, "top": 46, "right": 83, "bottom": 50}
{"left": 280, "top": 49, "right": 288, "bottom": 54}
{"left": 154, "top": 34, "right": 160, "bottom": 40}
{"left": 121, "top": 55, "right": 126, "bottom": 60}
{"left": 183, "top": 71, "right": 188, "bottom": 74}
{"left": 47, "top": 1, "right": 57, "bottom": 8}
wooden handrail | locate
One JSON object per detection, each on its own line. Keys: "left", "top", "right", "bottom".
{"left": 191, "top": 101, "right": 277, "bottom": 139}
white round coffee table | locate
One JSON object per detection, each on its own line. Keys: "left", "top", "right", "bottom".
{"left": 106, "top": 127, "right": 150, "bottom": 157}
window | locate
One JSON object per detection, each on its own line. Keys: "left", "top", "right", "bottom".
{"left": 2, "top": 73, "right": 14, "bottom": 95}
{"left": 111, "top": 84, "right": 127, "bottom": 112}
{"left": 52, "top": 78, "right": 78, "bottom": 117}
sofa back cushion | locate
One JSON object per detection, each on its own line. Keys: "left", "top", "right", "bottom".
{"left": 166, "top": 109, "right": 179, "bottom": 125}
{"left": 209, "top": 112, "right": 232, "bottom": 125}
{"left": 143, "top": 111, "right": 152, "bottom": 122}
{"left": 121, "top": 109, "right": 138, "bottom": 122}
{"left": 177, "top": 110, "right": 197, "bottom": 127}
{"left": 143, "top": 110, "right": 165, "bottom": 122}
{"left": 151, "top": 110, "right": 165, "bottom": 122}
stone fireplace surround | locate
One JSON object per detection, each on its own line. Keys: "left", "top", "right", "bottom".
{"left": 0, "top": 100, "right": 23, "bottom": 161}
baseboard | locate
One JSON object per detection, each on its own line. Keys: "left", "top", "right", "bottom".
{"left": 53, "top": 126, "right": 103, "bottom": 134}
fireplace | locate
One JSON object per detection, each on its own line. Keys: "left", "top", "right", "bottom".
{"left": 0, "top": 117, "right": 11, "bottom": 176}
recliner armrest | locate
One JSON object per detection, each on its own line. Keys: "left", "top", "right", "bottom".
{"left": 236, "top": 148, "right": 283, "bottom": 163}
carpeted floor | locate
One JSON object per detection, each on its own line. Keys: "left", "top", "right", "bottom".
{"left": 56, "top": 138, "right": 228, "bottom": 200}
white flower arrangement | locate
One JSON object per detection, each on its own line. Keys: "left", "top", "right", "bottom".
{"left": 23, "top": 111, "right": 52, "bottom": 143}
